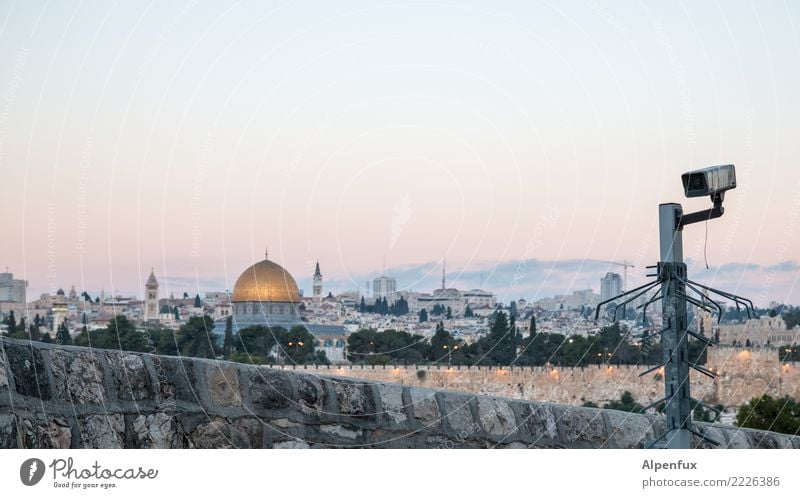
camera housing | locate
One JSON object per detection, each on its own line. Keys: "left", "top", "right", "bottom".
{"left": 681, "top": 164, "right": 736, "bottom": 198}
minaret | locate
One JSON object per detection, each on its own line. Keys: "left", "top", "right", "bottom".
{"left": 145, "top": 268, "right": 159, "bottom": 322}
{"left": 313, "top": 261, "right": 323, "bottom": 304}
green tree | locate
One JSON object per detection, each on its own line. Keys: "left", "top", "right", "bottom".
{"left": 281, "top": 326, "right": 317, "bottom": 364}
{"left": 235, "top": 325, "right": 281, "bottom": 359}
{"left": 176, "top": 315, "right": 217, "bottom": 358}
{"left": 194, "top": 294, "right": 202, "bottom": 308}
{"left": 56, "top": 321, "right": 72, "bottom": 345}
{"left": 418, "top": 308, "right": 428, "bottom": 323}
{"left": 464, "top": 305, "right": 474, "bottom": 318}
{"left": 603, "top": 391, "right": 644, "bottom": 413}
{"left": 223, "top": 316, "right": 233, "bottom": 356}
{"left": 735, "top": 395, "right": 800, "bottom": 435}
{"left": 529, "top": 315, "right": 536, "bottom": 338}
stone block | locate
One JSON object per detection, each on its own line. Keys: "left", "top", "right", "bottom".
{"left": 18, "top": 416, "right": 72, "bottom": 449}
{"left": 722, "top": 429, "right": 751, "bottom": 449}
{"left": 4, "top": 342, "right": 50, "bottom": 399}
{"left": 131, "top": 412, "right": 176, "bottom": 448}
{"left": 409, "top": 389, "right": 440, "bottom": 424}
{"left": 207, "top": 365, "right": 242, "bottom": 407}
{"left": 190, "top": 417, "right": 262, "bottom": 449}
{"left": 109, "top": 353, "right": 153, "bottom": 402}
{"left": 320, "top": 424, "right": 363, "bottom": 440}
{"left": 250, "top": 368, "right": 293, "bottom": 411}
{"left": 441, "top": 393, "right": 477, "bottom": 438}
{"left": 377, "top": 383, "right": 407, "bottom": 424}
{"left": 555, "top": 406, "right": 609, "bottom": 448}
{"left": 0, "top": 414, "right": 16, "bottom": 448}
{"left": 79, "top": 414, "right": 124, "bottom": 448}
{"left": 516, "top": 403, "right": 560, "bottom": 445}
{"left": 604, "top": 410, "right": 653, "bottom": 448}
{"left": 477, "top": 397, "right": 516, "bottom": 438}
{"left": 332, "top": 379, "right": 374, "bottom": 418}
{"left": 49, "top": 350, "right": 105, "bottom": 404}
{"left": 749, "top": 430, "right": 788, "bottom": 449}
{"left": 296, "top": 374, "right": 327, "bottom": 415}
{"left": 158, "top": 356, "right": 200, "bottom": 404}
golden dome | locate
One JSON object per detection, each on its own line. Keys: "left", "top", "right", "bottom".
{"left": 231, "top": 258, "right": 301, "bottom": 303}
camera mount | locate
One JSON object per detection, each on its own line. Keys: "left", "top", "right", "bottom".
{"left": 595, "top": 164, "right": 752, "bottom": 449}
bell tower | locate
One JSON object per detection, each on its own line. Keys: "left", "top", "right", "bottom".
{"left": 313, "top": 261, "right": 323, "bottom": 304}
{"left": 145, "top": 268, "right": 159, "bottom": 322}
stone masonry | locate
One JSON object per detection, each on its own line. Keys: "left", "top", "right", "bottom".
{"left": 1, "top": 338, "right": 798, "bottom": 449}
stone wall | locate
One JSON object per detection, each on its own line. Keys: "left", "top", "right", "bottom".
{"left": 1, "top": 338, "right": 798, "bottom": 449}
{"left": 280, "top": 348, "right": 800, "bottom": 409}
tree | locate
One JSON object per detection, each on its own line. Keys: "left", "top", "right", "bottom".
{"left": 529, "top": 315, "right": 537, "bottom": 338}
{"left": 736, "top": 395, "right": 800, "bottom": 435}
{"left": 173, "top": 306, "right": 180, "bottom": 321}
{"left": 359, "top": 296, "right": 366, "bottom": 312}
{"left": 603, "top": 391, "right": 644, "bottom": 413}
{"left": 235, "top": 325, "right": 281, "bottom": 360}
{"left": 223, "top": 316, "right": 233, "bottom": 357}
{"left": 176, "top": 315, "right": 217, "bottom": 359}
{"left": 446, "top": 306, "right": 452, "bottom": 319}
{"left": 464, "top": 305, "right": 474, "bottom": 318}
{"left": 56, "top": 321, "right": 72, "bottom": 345}
{"left": 282, "top": 326, "right": 317, "bottom": 364}
{"left": 508, "top": 300, "right": 518, "bottom": 318}
{"left": 428, "top": 322, "right": 453, "bottom": 362}
{"left": 183, "top": 292, "right": 189, "bottom": 299}
{"left": 418, "top": 308, "right": 428, "bottom": 323}
{"left": 194, "top": 294, "right": 202, "bottom": 308}
{"left": 5, "top": 310, "right": 16, "bottom": 335}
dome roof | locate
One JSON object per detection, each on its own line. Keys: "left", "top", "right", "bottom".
{"left": 232, "top": 258, "right": 300, "bottom": 303}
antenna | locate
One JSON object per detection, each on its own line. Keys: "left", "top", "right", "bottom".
{"left": 442, "top": 254, "right": 446, "bottom": 290}
{"left": 594, "top": 164, "right": 751, "bottom": 449}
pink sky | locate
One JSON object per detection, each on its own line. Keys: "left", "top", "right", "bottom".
{"left": 1, "top": 2, "right": 798, "bottom": 304}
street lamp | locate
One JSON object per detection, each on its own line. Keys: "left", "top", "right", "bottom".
{"left": 443, "top": 343, "right": 458, "bottom": 367}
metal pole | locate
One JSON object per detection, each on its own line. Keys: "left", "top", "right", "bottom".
{"left": 658, "top": 203, "right": 692, "bottom": 449}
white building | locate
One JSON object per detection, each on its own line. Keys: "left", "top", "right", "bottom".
{"left": 0, "top": 271, "right": 27, "bottom": 303}
{"left": 600, "top": 272, "right": 623, "bottom": 302}
{"left": 372, "top": 275, "right": 397, "bottom": 303}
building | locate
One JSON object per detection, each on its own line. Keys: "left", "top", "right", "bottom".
{"left": 600, "top": 272, "right": 623, "bottom": 302}
{"left": 312, "top": 261, "right": 323, "bottom": 304}
{"left": 716, "top": 316, "right": 800, "bottom": 347}
{"left": 0, "top": 271, "right": 27, "bottom": 304}
{"left": 372, "top": 275, "right": 397, "bottom": 303}
{"left": 231, "top": 249, "right": 302, "bottom": 328}
{"left": 226, "top": 249, "right": 347, "bottom": 361}
{"left": 144, "top": 269, "right": 159, "bottom": 322}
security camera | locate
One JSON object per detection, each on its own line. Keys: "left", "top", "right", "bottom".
{"left": 681, "top": 164, "right": 736, "bottom": 199}
{"left": 677, "top": 164, "right": 736, "bottom": 227}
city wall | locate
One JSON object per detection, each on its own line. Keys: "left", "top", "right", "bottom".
{"left": 1, "top": 339, "right": 798, "bottom": 449}
{"left": 278, "top": 348, "right": 800, "bottom": 409}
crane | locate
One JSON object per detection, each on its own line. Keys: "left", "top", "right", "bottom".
{"left": 599, "top": 260, "right": 635, "bottom": 291}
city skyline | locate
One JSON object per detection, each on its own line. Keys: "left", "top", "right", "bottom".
{"left": 7, "top": 255, "right": 798, "bottom": 308}
{"left": 2, "top": 2, "right": 799, "bottom": 307}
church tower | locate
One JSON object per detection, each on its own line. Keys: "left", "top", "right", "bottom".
{"left": 313, "top": 261, "right": 323, "bottom": 304}
{"left": 145, "top": 269, "right": 159, "bottom": 322}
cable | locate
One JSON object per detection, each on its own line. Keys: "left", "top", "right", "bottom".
{"left": 704, "top": 220, "right": 709, "bottom": 269}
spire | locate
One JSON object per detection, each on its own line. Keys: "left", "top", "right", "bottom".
{"left": 146, "top": 268, "right": 158, "bottom": 287}
{"left": 314, "top": 261, "right": 322, "bottom": 278}
{"left": 442, "top": 254, "right": 446, "bottom": 290}
{"left": 265, "top": 247, "right": 269, "bottom": 260}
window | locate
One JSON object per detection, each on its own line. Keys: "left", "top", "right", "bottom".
{"left": 324, "top": 339, "right": 332, "bottom": 347}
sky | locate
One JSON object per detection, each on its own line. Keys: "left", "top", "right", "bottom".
{"left": 0, "top": 1, "right": 798, "bottom": 305}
